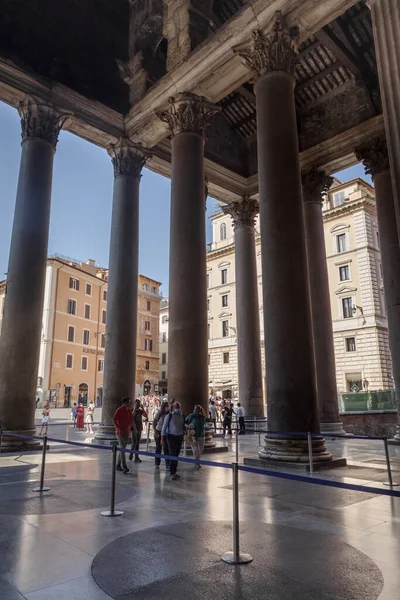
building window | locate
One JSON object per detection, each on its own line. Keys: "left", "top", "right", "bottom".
{"left": 66, "top": 354, "right": 73, "bottom": 369}
{"left": 69, "top": 277, "right": 79, "bottom": 291}
{"left": 81, "top": 356, "right": 88, "bottom": 371}
{"left": 223, "top": 352, "right": 229, "bottom": 364}
{"left": 222, "top": 320, "right": 229, "bottom": 337}
{"left": 84, "top": 304, "right": 91, "bottom": 320}
{"left": 143, "top": 283, "right": 149, "bottom": 291}
{"left": 67, "top": 326, "right": 75, "bottom": 343}
{"left": 161, "top": 332, "right": 167, "bottom": 343}
{"left": 220, "top": 222, "right": 227, "bottom": 241}
{"left": 145, "top": 338, "right": 153, "bottom": 351}
{"left": 145, "top": 320, "right": 151, "bottom": 331}
{"left": 342, "top": 297, "right": 353, "bottom": 319}
{"left": 101, "top": 333, "right": 106, "bottom": 349}
{"left": 68, "top": 299, "right": 76, "bottom": 315}
{"left": 379, "top": 262, "right": 383, "bottom": 279}
{"left": 346, "top": 337, "right": 356, "bottom": 352}
{"left": 162, "top": 371, "right": 166, "bottom": 380}
{"left": 85, "top": 283, "right": 92, "bottom": 296}
{"left": 83, "top": 329, "right": 90, "bottom": 345}
{"left": 221, "top": 269, "right": 228, "bottom": 285}
{"left": 208, "top": 354, "right": 210, "bottom": 366}
{"left": 207, "top": 274, "right": 210, "bottom": 289}
{"left": 207, "top": 299, "right": 210, "bottom": 311}
{"left": 147, "top": 300, "right": 151, "bottom": 311}
{"left": 376, "top": 231, "right": 380, "bottom": 248}
{"left": 102, "top": 310, "right": 107, "bottom": 324}
{"left": 161, "top": 352, "right": 167, "bottom": 364}
{"left": 152, "top": 286, "right": 157, "bottom": 294}
{"left": 346, "top": 372, "right": 362, "bottom": 393}
{"left": 145, "top": 360, "right": 150, "bottom": 370}
{"left": 98, "top": 359, "right": 104, "bottom": 372}
{"left": 161, "top": 315, "right": 168, "bottom": 324}
{"left": 336, "top": 233, "right": 347, "bottom": 253}
{"left": 339, "top": 265, "right": 350, "bottom": 281}
{"left": 222, "top": 294, "right": 228, "bottom": 307}
{"left": 208, "top": 323, "right": 211, "bottom": 340}
{"left": 333, "top": 190, "right": 345, "bottom": 207}
{"left": 103, "top": 290, "right": 107, "bottom": 302}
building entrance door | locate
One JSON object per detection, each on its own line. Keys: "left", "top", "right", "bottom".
{"left": 78, "top": 383, "right": 89, "bottom": 406}
{"left": 97, "top": 387, "right": 103, "bottom": 407}
{"left": 64, "top": 385, "right": 72, "bottom": 408}
{"left": 346, "top": 373, "right": 362, "bottom": 393}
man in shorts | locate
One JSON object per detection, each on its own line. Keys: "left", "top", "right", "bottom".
{"left": 113, "top": 397, "right": 136, "bottom": 473}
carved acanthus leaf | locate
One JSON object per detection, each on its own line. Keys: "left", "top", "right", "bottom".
{"left": 355, "top": 137, "right": 389, "bottom": 179}
{"left": 108, "top": 138, "right": 151, "bottom": 178}
{"left": 234, "top": 12, "right": 299, "bottom": 81}
{"left": 156, "top": 92, "right": 221, "bottom": 137}
{"left": 302, "top": 169, "right": 333, "bottom": 204}
{"left": 222, "top": 196, "right": 259, "bottom": 229}
{"left": 18, "top": 96, "right": 70, "bottom": 148}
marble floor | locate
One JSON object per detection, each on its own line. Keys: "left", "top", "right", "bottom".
{"left": 0, "top": 418, "right": 399, "bottom": 599}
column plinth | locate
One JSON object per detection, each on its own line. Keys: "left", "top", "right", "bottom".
{"left": 157, "top": 93, "right": 220, "bottom": 416}
{"left": 356, "top": 138, "right": 400, "bottom": 442}
{"left": 94, "top": 139, "right": 149, "bottom": 444}
{"left": 236, "top": 14, "right": 331, "bottom": 462}
{"left": 0, "top": 96, "right": 67, "bottom": 450}
{"left": 223, "top": 198, "right": 264, "bottom": 417}
{"left": 302, "top": 170, "right": 345, "bottom": 436}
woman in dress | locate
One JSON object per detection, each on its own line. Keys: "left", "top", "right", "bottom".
{"left": 39, "top": 404, "right": 50, "bottom": 436}
{"left": 76, "top": 402, "right": 85, "bottom": 430}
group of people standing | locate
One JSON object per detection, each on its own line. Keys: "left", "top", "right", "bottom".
{"left": 113, "top": 397, "right": 206, "bottom": 481}
{"left": 208, "top": 399, "right": 246, "bottom": 435}
{"left": 70, "top": 401, "right": 95, "bottom": 434}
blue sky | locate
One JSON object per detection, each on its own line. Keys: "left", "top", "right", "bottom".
{"left": 0, "top": 100, "right": 370, "bottom": 292}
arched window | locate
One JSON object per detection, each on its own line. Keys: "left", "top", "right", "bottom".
{"left": 220, "top": 222, "right": 227, "bottom": 241}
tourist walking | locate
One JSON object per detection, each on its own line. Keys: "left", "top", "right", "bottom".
{"left": 208, "top": 400, "right": 218, "bottom": 432}
{"left": 153, "top": 400, "right": 170, "bottom": 469}
{"left": 186, "top": 405, "right": 206, "bottom": 468}
{"left": 236, "top": 403, "right": 245, "bottom": 434}
{"left": 70, "top": 402, "right": 78, "bottom": 426}
{"left": 113, "top": 397, "right": 136, "bottom": 473}
{"left": 222, "top": 402, "right": 235, "bottom": 436}
{"left": 39, "top": 404, "right": 50, "bottom": 436}
{"left": 85, "top": 401, "right": 95, "bottom": 434}
{"left": 161, "top": 401, "right": 185, "bottom": 481}
{"left": 129, "top": 399, "right": 147, "bottom": 462}
{"left": 76, "top": 402, "right": 85, "bottom": 430}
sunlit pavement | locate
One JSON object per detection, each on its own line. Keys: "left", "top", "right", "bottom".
{"left": 0, "top": 414, "right": 399, "bottom": 598}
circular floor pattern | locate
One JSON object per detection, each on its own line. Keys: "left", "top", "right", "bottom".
{"left": 92, "top": 521, "right": 384, "bottom": 600}
{"left": 0, "top": 479, "right": 136, "bottom": 515}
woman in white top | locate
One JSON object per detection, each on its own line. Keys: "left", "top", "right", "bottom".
{"left": 85, "top": 402, "right": 95, "bottom": 434}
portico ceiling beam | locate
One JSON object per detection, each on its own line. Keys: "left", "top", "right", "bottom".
{"left": 125, "top": 0, "right": 361, "bottom": 147}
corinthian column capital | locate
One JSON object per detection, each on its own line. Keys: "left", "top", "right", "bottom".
{"left": 302, "top": 169, "right": 334, "bottom": 204}
{"left": 156, "top": 92, "right": 221, "bottom": 137}
{"left": 355, "top": 137, "right": 390, "bottom": 180}
{"left": 108, "top": 138, "right": 151, "bottom": 178}
{"left": 234, "top": 12, "right": 299, "bottom": 82}
{"left": 18, "top": 96, "right": 70, "bottom": 149}
{"left": 222, "top": 196, "right": 259, "bottom": 229}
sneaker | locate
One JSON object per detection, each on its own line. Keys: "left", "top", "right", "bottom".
{"left": 122, "top": 466, "right": 129, "bottom": 474}
{"left": 116, "top": 465, "right": 123, "bottom": 472}
{"left": 171, "top": 473, "right": 179, "bottom": 480}
{"left": 134, "top": 458, "right": 142, "bottom": 463}
{"left": 155, "top": 465, "right": 160, "bottom": 469}
{"left": 128, "top": 454, "right": 133, "bottom": 461}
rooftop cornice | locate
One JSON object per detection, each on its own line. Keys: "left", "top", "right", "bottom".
{"left": 322, "top": 197, "right": 377, "bottom": 221}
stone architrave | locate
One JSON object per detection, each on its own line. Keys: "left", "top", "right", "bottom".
{"left": 223, "top": 197, "right": 264, "bottom": 418}
{"left": 157, "top": 93, "right": 220, "bottom": 416}
{"left": 369, "top": 0, "right": 400, "bottom": 241}
{"left": 0, "top": 96, "right": 68, "bottom": 449}
{"left": 94, "top": 139, "right": 150, "bottom": 443}
{"left": 356, "top": 137, "right": 400, "bottom": 441}
{"left": 235, "top": 12, "right": 331, "bottom": 463}
{"left": 302, "top": 170, "right": 345, "bottom": 435}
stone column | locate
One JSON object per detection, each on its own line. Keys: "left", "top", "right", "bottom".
{"left": 157, "top": 93, "right": 219, "bottom": 415}
{"left": 94, "top": 140, "right": 149, "bottom": 442}
{"left": 0, "top": 96, "right": 67, "bottom": 448}
{"left": 235, "top": 13, "right": 331, "bottom": 462}
{"left": 370, "top": 0, "right": 400, "bottom": 239}
{"left": 356, "top": 138, "right": 400, "bottom": 441}
{"left": 222, "top": 197, "right": 264, "bottom": 417}
{"left": 302, "top": 170, "right": 345, "bottom": 435}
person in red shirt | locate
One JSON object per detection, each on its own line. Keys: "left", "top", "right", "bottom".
{"left": 113, "top": 397, "right": 136, "bottom": 473}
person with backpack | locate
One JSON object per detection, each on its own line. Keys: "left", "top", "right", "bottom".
{"left": 222, "top": 402, "right": 235, "bottom": 436}
{"left": 161, "top": 401, "right": 185, "bottom": 480}
{"left": 129, "top": 398, "right": 148, "bottom": 463}
{"left": 186, "top": 405, "right": 206, "bottom": 468}
{"left": 153, "top": 400, "right": 170, "bottom": 469}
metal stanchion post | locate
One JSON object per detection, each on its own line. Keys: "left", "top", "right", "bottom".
{"left": 221, "top": 462, "right": 253, "bottom": 565}
{"left": 32, "top": 435, "right": 50, "bottom": 492}
{"left": 101, "top": 445, "right": 124, "bottom": 517}
{"left": 307, "top": 432, "right": 313, "bottom": 474}
{"left": 236, "top": 425, "right": 239, "bottom": 463}
{"left": 146, "top": 421, "right": 151, "bottom": 452}
{"left": 383, "top": 437, "right": 399, "bottom": 487}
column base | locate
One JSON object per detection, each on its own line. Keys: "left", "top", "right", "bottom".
{"left": 92, "top": 425, "right": 118, "bottom": 445}
{"left": 319, "top": 421, "right": 346, "bottom": 436}
{"left": 0, "top": 428, "right": 40, "bottom": 451}
{"left": 259, "top": 434, "right": 332, "bottom": 463}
